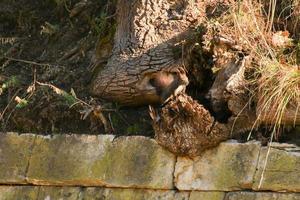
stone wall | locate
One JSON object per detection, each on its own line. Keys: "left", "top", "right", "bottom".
{"left": 0, "top": 132, "right": 299, "bottom": 200}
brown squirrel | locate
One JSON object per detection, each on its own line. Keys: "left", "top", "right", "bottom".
{"left": 146, "top": 67, "right": 189, "bottom": 104}
{"left": 134, "top": 67, "right": 189, "bottom": 105}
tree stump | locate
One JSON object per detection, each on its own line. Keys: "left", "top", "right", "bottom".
{"left": 149, "top": 93, "right": 230, "bottom": 157}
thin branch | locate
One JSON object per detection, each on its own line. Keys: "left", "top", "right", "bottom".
{"left": 35, "top": 81, "right": 92, "bottom": 107}
{"left": 2, "top": 56, "right": 56, "bottom": 67}
{"left": 258, "top": 128, "right": 275, "bottom": 189}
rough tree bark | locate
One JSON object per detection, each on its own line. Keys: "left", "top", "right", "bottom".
{"left": 207, "top": 56, "right": 258, "bottom": 134}
{"left": 90, "top": 0, "right": 205, "bottom": 106}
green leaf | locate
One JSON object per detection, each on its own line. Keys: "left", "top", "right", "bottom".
{"left": 62, "top": 92, "right": 77, "bottom": 106}
{"left": 70, "top": 88, "right": 77, "bottom": 98}
{"left": 16, "top": 99, "right": 28, "bottom": 109}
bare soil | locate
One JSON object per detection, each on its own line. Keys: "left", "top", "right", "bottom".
{"left": 0, "top": 0, "right": 153, "bottom": 136}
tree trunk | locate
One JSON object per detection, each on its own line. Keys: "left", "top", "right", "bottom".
{"left": 90, "top": 0, "right": 204, "bottom": 106}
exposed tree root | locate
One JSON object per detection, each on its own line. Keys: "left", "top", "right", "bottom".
{"left": 150, "top": 93, "right": 231, "bottom": 157}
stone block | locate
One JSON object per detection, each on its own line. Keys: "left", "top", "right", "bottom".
{"left": 27, "top": 135, "right": 175, "bottom": 189}
{"left": 37, "top": 187, "right": 81, "bottom": 200}
{"left": 0, "top": 186, "right": 38, "bottom": 200}
{"left": 225, "top": 191, "right": 300, "bottom": 200}
{"left": 83, "top": 188, "right": 189, "bottom": 200}
{"left": 253, "top": 143, "right": 300, "bottom": 192}
{"left": 174, "top": 140, "right": 261, "bottom": 191}
{"left": 189, "top": 191, "right": 225, "bottom": 200}
{"left": 0, "top": 132, "right": 35, "bottom": 184}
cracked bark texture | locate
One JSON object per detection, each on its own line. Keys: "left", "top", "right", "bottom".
{"left": 90, "top": 0, "right": 204, "bottom": 106}
{"left": 207, "top": 57, "right": 258, "bottom": 134}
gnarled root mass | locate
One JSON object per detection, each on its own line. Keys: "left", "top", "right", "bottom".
{"left": 149, "top": 56, "right": 258, "bottom": 157}
{"left": 150, "top": 93, "right": 231, "bottom": 157}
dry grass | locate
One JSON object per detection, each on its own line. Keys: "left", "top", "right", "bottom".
{"left": 208, "top": 0, "right": 300, "bottom": 130}
{"left": 203, "top": 1, "right": 300, "bottom": 188}
{"left": 257, "top": 59, "right": 300, "bottom": 129}
{"left": 224, "top": 0, "right": 300, "bottom": 189}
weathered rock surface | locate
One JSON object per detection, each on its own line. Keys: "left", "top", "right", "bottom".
{"left": 225, "top": 191, "right": 300, "bottom": 200}
{"left": 0, "top": 186, "right": 83, "bottom": 200}
{"left": 174, "top": 140, "right": 261, "bottom": 191}
{"left": 0, "top": 186, "right": 189, "bottom": 200}
{"left": 0, "top": 132, "right": 35, "bottom": 184}
{"left": 1, "top": 132, "right": 299, "bottom": 196}
{"left": 189, "top": 191, "right": 225, "bottom": 200}
{"left": 0, "top": 186, "right": 39, "bottom": 200}
{"left": 26, "top": 134, "right": 175, "bottom": 189}
{"left": 1, "top": 186, "right": 300, "bottom": 200}
{"left": 37, "top": 187, "right": 81, "bottom": 200}
{"left": 84, "top": 188, "right": 189, "bottom": 200}
{"left": 253, "top": 143, "right": 300, "bottom": 192}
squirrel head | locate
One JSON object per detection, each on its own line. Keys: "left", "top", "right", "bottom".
{"left": 136, "top": 67, "right": 189, "bottom": 105}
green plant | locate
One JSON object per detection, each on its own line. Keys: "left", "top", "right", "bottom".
{"left": 93, "top": 11, "right": 109, "bottom": 36}
{"left": 40, "top": 22, "right": 59, "bottom": 36}
{"left": 61, "top": 92, "right": 77, "bottom": 106}
{"left": 1, "top": 76, "right": 19, "bottom": 89}
{"left": 0, "top": 76, "right": 19, "bottom": 95}
{"left": 15, "top": 98, "right": 28, "bottom": 109}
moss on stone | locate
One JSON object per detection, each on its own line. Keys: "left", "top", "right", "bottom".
{"left": 190, "top": 191, "right": 225, "bottom": 200}
{"left": 226, "top": 191, "right": 300, "bottom": 200}
{"left": 91, "top": 136, "right": 175, "bottom": 188}
{"left": 26, "top": 134, "right": 175, "bottom": 189}
{"left": 0, "top": 186, "right": 38, "bottom": 200}
{"left": 253, "top": 147, "right": 300, "bottom": 192}
{"left": 175, "top": 141, "right": 261, "bottom": 191}
{"left": 84, "top": 188, "right": 189, "bottom": 200}
{"left": 37, "top": 187, "right": 81, "bottom": 199}
{"left": 0, "top": 133, "right": 36, "bottom": 184}
{"left": 27, "top": 134, "right": 115, "bottom": 184}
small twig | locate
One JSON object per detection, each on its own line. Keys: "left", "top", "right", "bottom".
{"left": 108, "top": 113, "right": 115, "bottom": 132}
{"left": 0, "top": 89, "right": 21, "bottom": 121}
{"left": 35, "top": 81, "right": 92, "bottom": 108}
{"left": 3, "top": 106, "right": 17, "bottom": 130}
{"left": 27, "top": 66, "right": 37, "bottom": 98}
{"left": 69, "top": 101, "right": 82, "bottom": 108}
{"left": 105, "top": 13, "right": 116, "bottom": 19}
{"left": 258, "top": 128, "right": 275, "bottom": 189}
{"left": 2, "top": 56, "right": 55, "bottom": 67}
{"left": 35, "top": 81, "right": 117, "bottom": 113}
{"left": 33, "top": 66, "right": 37, "bottom": 84}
